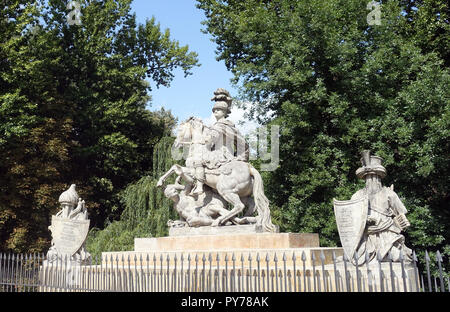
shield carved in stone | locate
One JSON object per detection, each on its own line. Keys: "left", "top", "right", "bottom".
{"left": 333, "top": 196, "right": 368, "bottom": 262}
{"left": 51, "top": 216, "right": 90, "bottom": 256}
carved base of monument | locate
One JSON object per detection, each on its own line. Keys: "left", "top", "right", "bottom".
{"left": 168, "top": 224, "right": 277, "bottom": 236}
{"left": 40, "top": 259, "right": 87, "bottom": 291}
{"left": 135, "top": 231, "right": 319, "bottom": 251}
{"left": 102, "top": 232, "right": 340, "bottom": 268}
{"left": 324, "top": 261, "right": 419, "bottom": 292}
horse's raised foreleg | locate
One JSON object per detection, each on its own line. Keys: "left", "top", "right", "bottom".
{"left": 156, "top": 165, "right": 176, "bottom": 187}
{"left": 157, "top": 164, "right": 192, "bottom": 187}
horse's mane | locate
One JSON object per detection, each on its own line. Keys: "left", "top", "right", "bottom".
{"left": 177, "top": 117, "right": 202, "bottom": 144}
{"left": 184, "top": 116, "right": 203, "bottom": 124}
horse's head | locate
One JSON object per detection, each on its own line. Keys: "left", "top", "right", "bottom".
{"left": 174, "top": 117, "right": 205, "bottom": 148}
{"left": 174, "top": 120, "right": 191, "bottom": 148}
{"left": 189, "top": 116, "right": 203, "bottom": 127}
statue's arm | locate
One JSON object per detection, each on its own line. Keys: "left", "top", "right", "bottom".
{"left": 388, "top": 190, "right": 410, "bottom": 229}
{"left": 388, "top": 191, "right": 408, "bottom": 215}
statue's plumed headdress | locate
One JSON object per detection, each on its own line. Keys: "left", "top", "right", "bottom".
{"left": 356, "top": 150, "right": 387, "bottom": 179}
{"left": 211, "top": 88, "right": 232, "bottom": 114}
{"left": 58, "top": 184, "right": 79, "bottom": 205}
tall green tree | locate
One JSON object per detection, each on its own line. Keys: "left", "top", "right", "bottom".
{"left": 0, "top": 0, "right": 199, "bottom": 253}
{"left": 0, "top": 1, "right": 74, "bottom": 252}
{"left": 400, "top": 0, "right": 449, "bottom": 66}
{"left": 197, "top": 0, "right": 449, "bottom": 254}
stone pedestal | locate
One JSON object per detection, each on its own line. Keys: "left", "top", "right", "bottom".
{"left": 102, "top": 231, "right": 343, "bottom": 268}
{"left": 93, "top": 231, "right": 420, "bottom": 292}
{"left": 169, "top": 224, "right": 270, "bottom": 236}
{"left": 40, "top": 259, "right": 86, "bottom": 291}
{"left": 323, "top": 261, "right": 419, "bottom": 292}
{"left": 135, "top": 231, "right": 319, "bottom": 251}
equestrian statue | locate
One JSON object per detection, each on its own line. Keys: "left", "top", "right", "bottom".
{"left": 157, "top": 88, "right": 278, "bottom": 233}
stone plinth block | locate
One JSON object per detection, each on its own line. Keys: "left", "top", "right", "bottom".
{"left": 324, "top": 261, "right": 419, "bottom": 292}
{"left": 168, "top": 224, "right": 275, "bottom": 236}
{"left": 134, "top": 232, "right": 319, "bottom": 252}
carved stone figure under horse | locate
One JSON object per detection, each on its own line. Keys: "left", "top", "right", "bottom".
{"left": 157, "top": 117, "right": 277, "bottom": 233}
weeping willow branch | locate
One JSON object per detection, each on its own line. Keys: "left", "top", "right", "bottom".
{"left": 86, "top": 136, "right": 179, "bottom": 258}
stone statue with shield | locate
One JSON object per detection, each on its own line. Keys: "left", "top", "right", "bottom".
{"left": 46, "top": 184, "right": 91, "bottom": 264}
{"left": 334, "top": 151, "right": 413, "bottom": 265}
{"left": 157, "top": 88, "right": 278, "bottom": 233}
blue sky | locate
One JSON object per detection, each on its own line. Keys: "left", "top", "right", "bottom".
{"left": 130, "top": 0, "right": 239, "bottom": 124}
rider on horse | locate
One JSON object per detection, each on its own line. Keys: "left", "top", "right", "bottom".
{"left": 191, "top": 88, "right": 249, "bottom": 195}
{"left": 158, "top": 90, "right": 277, "bottom": 232}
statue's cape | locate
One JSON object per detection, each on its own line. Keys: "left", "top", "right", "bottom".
{"left": 210, "top": 120, "right": 248, "bottom": 161}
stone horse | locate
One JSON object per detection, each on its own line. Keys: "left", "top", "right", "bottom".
{"left": 157, "top": 117, "right": 277, "bottom": 232}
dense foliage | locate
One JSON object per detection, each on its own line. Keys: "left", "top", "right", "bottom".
{"left": 196, "top": 0, "right": 449, "bottom": 256}
{"left": 0, "top": 0, "right": 198, "bottom": 253}
{"left": 85, "top": 136, "right": 179, "bottom": 259}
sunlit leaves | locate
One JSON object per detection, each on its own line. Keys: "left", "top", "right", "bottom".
{"left": 197, "top": 0, "right": 449, "bottom": 252}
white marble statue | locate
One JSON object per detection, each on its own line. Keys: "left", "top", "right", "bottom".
{"left": 157, "top": 88, "right": 277, "bottom": 233}
{"left": 47, "top": 184, "right": 91, "bottom": 264}
{"left": 165, "top": 177, "right": 256, "bottom": 227}
{"left": 334, "top": 151, "right": 412, "bottom": 265}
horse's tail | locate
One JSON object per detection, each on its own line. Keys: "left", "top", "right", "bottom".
{"left": 248, "top": 164, "right": 278, "bottom": 233}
